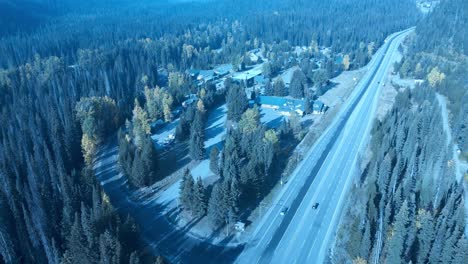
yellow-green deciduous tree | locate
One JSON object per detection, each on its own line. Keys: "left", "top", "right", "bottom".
{"left": 427, "top": 67, "right": 446, "bottom": 87}
{"left": 132, "top": 100, "right": 150, "bottom": 148}
{"left": 239, "top": 106, "right": 260, "bottom": 134}
{"left": 343, "top": 54, "right": 351, "bottom": 71}
{"left": 75, "top": 96, "right": 119, "bottom": 165}
{"left": 144, "top": 86, "right": 173, "bottom": 122}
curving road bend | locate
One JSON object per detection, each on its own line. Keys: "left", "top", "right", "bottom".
{"left": 235, "top": 28, "right": 413, "bottom": 264}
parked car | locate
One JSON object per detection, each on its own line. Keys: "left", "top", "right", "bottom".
{"left": 280, "top": 207, "right": 288, "bottom": 216}
{"left": 312, "top": 203, "right": 319, "bottom": 209}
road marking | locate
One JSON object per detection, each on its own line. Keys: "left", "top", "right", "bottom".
{"left": 237, "top": 28, "right": 413, "bottom": 264}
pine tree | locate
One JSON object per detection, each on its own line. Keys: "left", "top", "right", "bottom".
{"left": 129, "top": 252, "right": 141, "bottom": 264}
{"left": 141, "top": 136, "right": 159, "bottom": 184}
{"left": 132, "top": 100, "right": 151, "bottom": 149}
{"left": 189, "top": 111, "right": 205, "bottom": 160}
{"left": 228, "top": 176, "right": 241, "bottom": 223}
{"left": 289, "top": 69, "right": 306, "bottom": 98}
{"left": 359, "top": 220, "right": 371, "bottom": 260}
{"left": 209, "top": 146, "right": 220, "bottom": 174}
{"left": 193, "top": 177, "right": 207, "bottom": 217}
{"left": 155, "top": 256, "right": 168, "bottom": 264}
{"left": 416, "top": 209, "right": 434, "bottom": 264}
{"left": 207, "top": 183, "right": 224, "bottom": 226}
{"left": 179, "top": 169, "right": 195, "bottom": 212}
{"left": 264, "top": 80, "right": 274, "bottom": 96}
{"left": 273, "top": 78, "right": 286, "bottom": 97}
{"left": 227, "top": 84, "right": 248, "bottom": 122}
{"left": 130, "top": 150, "right": 146, "bottom": 187}
{"left": 386, "top": 200, "right": 409, "bottom": 264}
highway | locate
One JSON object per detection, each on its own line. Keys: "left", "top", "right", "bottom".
{"left": 235, "top": 28, "right": 413, "bottom": 264}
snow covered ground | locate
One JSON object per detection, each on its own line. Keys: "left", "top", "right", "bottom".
{"left": 260, "top": 107, "right": 285, "bottom": 129}
{"left": 151, "top": 118, "right": 179, "bottom": 147}
{"left": 204, "top": 104, "right": 227, "bottom": 153}
{"left": 154, "top": 103, "right": 285, "bottom": 205}
{"left": 319, "top": 68, "right": 366, "bottom": 108}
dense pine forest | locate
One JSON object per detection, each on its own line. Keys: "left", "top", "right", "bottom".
{"left": 334, "top": 0, "right": 467, "bottom": 263}
{"left": 0, "top": 0, "right": 426, "bottom": 263}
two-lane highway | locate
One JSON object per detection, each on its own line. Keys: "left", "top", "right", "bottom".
{"left": 236, "top": 28, "right": 413, "bottom": 264}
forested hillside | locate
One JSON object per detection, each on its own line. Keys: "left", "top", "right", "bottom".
{"left": 333, "top": 87, "right": 466, "bottom": 263}
{"left": 334, "top": 0, "right": 467, "bottom": 263}
{"left": 0, "top": 0, "right": 419, "bottom": 263}
{"left": 396, "top": 0, "right": 468, "bottom": 158}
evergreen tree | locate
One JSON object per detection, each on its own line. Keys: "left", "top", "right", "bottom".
{"left": 132, "top": 100, "right": 151, "bottom": 149}
{"left": 193, "top": 177, "right": 207, "bottom": 217}
{"left": 129, "top": 252, "right": 141, "bottom": 264}
{"left": 209, "top": 146, "right": 220, "bottom": 174}
{"left": 416, "top": 209, "right": 434, "bottom": 264}
{"left": 386, "top": 200, "right": 409, "bottom": 264}
{"left": 227, "top": 83, "right": 248, "bottom": 121}
{"left": 207, "top": 183, "right": 224, "bottom": 226}
{"left": 289, "top": 69, "right": 306, "bottom": 98}
{"left": 189, "top": 111, "right": 205, "bottom": 160}
{"left": 273, "top": 78, "right": 286, "bottom": 97}
{"left": 179, "top": 169, "right": 195, "bottom": 212}
{"left": 312, "top": 69, "right": 329, "bottom": 89}
{"left": 155, "top": 256, "right": 168, "bottom": 264}
{"left": 130, "top": 150, "right": 146, "bottom": 187}
{"left": 264, "top": 80, "right": 274, "bottom": 96}
{"left": 140, "top": 136, "right": 159, "bottom": 184}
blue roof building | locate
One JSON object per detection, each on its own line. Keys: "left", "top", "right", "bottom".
{"left": 257, "top": 96, "right": 306, "bottom": 116}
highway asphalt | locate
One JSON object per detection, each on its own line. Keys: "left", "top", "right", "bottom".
{"left": 235, "top": 28, "right": 413, "bottom": 264}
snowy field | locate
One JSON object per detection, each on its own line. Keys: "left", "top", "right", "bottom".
{"left": 204, "top": 104, "right": 227, "bottom": 154}
{"left": 260, "top": 107, "right": 285, "bottom": 129}
{"left": 153, "top": 103, "right": 285, "bottom": 206}
{"left": 151, "top": 118, "right": 179, "bottom": 147}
